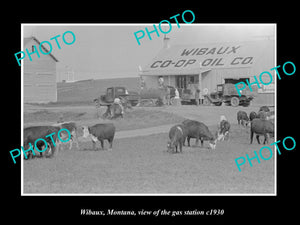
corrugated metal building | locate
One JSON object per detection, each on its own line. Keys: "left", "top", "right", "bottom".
{"left": 23, "top": 37, "right": 58, "bottom": 103}
{"left": 139, "top": 38, "right": 275, "bottom": 104}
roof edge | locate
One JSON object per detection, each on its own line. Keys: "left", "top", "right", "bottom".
{"left": 26, "top": 36, "right": 59, "bottom": 62}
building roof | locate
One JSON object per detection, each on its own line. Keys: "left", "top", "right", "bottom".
{"left": 24, "top": 36, "right": 59, "bottom": 62}
{"left": 140, "top": 40, "right": 274, "bottom": 76}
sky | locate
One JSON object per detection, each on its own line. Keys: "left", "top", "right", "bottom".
{"left": 23, "top": 24, "right": 275, "bottom": 81}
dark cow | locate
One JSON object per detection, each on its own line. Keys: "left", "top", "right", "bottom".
{"left": 237, "top": 111, "right": 250, "bottom": 127}
{"left": 23, "top": 126, "right": 60, "bottom": 159}
{"left": 250, "top": 118, "right": 274, "bottom": 144}
{"left": 259, "top": 106, "right": 270, "bottom": 112}
{"left": 249, "top": 111, "right": 257, "bottom": 121}
{"left": 167, "top": 124, "right": 186, "bottom": 153}
{"left": 82, "top": 123, "right": 116, "bottom": 150}
{"left": 54, "top": 121, "right": 79, "bottom": 150}
{"left": 182, "top": 119, "right": 217, "bottom": 149}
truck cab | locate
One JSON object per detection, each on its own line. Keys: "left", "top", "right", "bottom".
{"left": 102, "top": 87, "right": 129, "bottom": 103}
{"left": 96, "top": 86, "right": 139, "bottom": 107}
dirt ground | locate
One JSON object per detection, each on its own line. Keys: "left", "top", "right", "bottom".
{"left": 23, "top": 103, "right": 275, "bottom": 194}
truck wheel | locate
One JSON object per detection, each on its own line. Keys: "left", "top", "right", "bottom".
{"left": 230, "top": 97, "right": 240, "bottom": 107}
{"left": 130, "top": 100, "right": 138, "bottom": 107}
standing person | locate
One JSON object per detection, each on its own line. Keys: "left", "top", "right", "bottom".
{"left": 195, "top": 89, "right": 200, "bottom": 106}
{"left": 166, "top": 87, "right": 171, "bottom": 105}
{"left": 199, "top": 89, "right": 203, "bottom": 105}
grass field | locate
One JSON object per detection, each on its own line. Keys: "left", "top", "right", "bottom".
{"left": 23, "top": 126, "right": 274, "bottom": 194}
{"left": 23, "top": 103, "right": 275, "bottom": 194}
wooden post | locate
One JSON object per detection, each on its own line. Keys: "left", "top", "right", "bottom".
{"left": 199, "top": 72, "right": 203, "bottom": 102}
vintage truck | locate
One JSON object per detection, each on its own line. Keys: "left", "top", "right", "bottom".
{"left": 203, "top": 83, "right": 255, "bottom": 107}
{"left": 94, "top": 86, "right": 139, "bottom": 108}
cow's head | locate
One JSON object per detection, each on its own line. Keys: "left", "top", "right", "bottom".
{"left": 81, "top": 126, "right": 90, "bottom": 138}
{"left": 209, "top": 134, "right": 218, "bottom": 150}
{"left": 242, "top": 119, "right": 250, "bottom": 127}
{"left": 167, "top": 140, "right": 175, "bottom": 151}
{"left": 209, "top": 139, "right": 217, "bottom": 150}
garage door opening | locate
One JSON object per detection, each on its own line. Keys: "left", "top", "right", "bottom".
{"left": 224, "top": 78, "right": 249, "bottom": 84}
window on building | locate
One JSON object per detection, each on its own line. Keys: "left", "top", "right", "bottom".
{"left": 224, "top": 78, "right": 249, "bottom": 84}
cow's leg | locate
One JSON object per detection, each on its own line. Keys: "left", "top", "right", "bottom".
{"left": 35, "top": 142, "right": 45, "bottom": 157}
{"left": 225, "top": 131, "right": 229, "bottom": 141}
{"left": 108, "top": 138, "right": 113, "bottom": 150}
{"left": 70, "top": 130, "right": 79, "bottom": 150}
{"left": 179, "top": 142, "right": 183, "bottom": 153}
{"left": 256, "top": 135, "right": 261, "bottom": 144}
{"left": 250, "top": 130, "right": 254, "bottom": 144}
{"left": 263, "top": 133, "right": 269, "bottom": 144}
{"left": 76, "top": 139, "right": 80, "bottom": 149}
{"left": 100, "top": 139, "right": 104, "bottom": 149}
{"left": 195, "top": 137, "right": 199, "bottom": 146}
{"left": 187, "top": 136, "right": 191, "bottom": 147}
{"left": 183, "top": 137, "right": 186, "bottom": 146}
{"left": 92, "top": 140, "right": 96, "bottom": 150}
{"left": 69, "top": 137, "right": 73, "bottom": 150}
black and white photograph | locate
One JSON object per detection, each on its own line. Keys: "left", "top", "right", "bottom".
{"left": 21, "top": 24, "right": 276, "bottom": 195}
{"left": 4, "top": 5, "right": 298, "bottom": 222}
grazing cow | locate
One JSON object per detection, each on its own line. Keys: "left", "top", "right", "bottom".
{"left": 218, "top": 116, "right": 230, "bottom": 141}
{"left": 182, "top": 119, "right": 217, "bottom": 149}
{"left": 23, "top": 126, "right": 60, "bottom": 159}
{"left": 53, "top": 122, "right": 79, "bottom": 150}
{"left": 237, "top": 111, "right": 250, "bottom": 127}
{"left": 250, "top": 118, "right": 274, "bottom": 144}
{"left": 167, "top": 124, "right": 186, "bottom": 153}
{"left": 249, "top": 111, "right": 257, "bottom": 121}
{"left": 82, "top": 123, "right": 116, "bottom": 150}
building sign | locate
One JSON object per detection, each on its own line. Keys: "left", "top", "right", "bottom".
{"left": 148, "top": 44, "right": 256, "bottom": 70}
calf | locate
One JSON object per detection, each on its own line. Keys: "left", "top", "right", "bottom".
{"left": 53, "top": 121, "right": 79, "bottom": 150}
{"left": 24, "top": 126, "right": 60, "bottom": 159}
{"left": 167, "top": 124, "right": 186, "bottom": 153}
{"left": 182, "top": 119, "right": 217, "bottom": 149}
{"left": 237, "top": 111, "right": 250, "bottom": 127}
{"left": 103, "top": 103, "right": 123, "bottom": 119}
{"left": 250, "top": 118, "right": 274, "bottom": 144}
{"left": 217, "top": 119, "right": 230, "bottom": 141}
{"left": 82, "top": 123, "right": 115, "bottom": 150}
